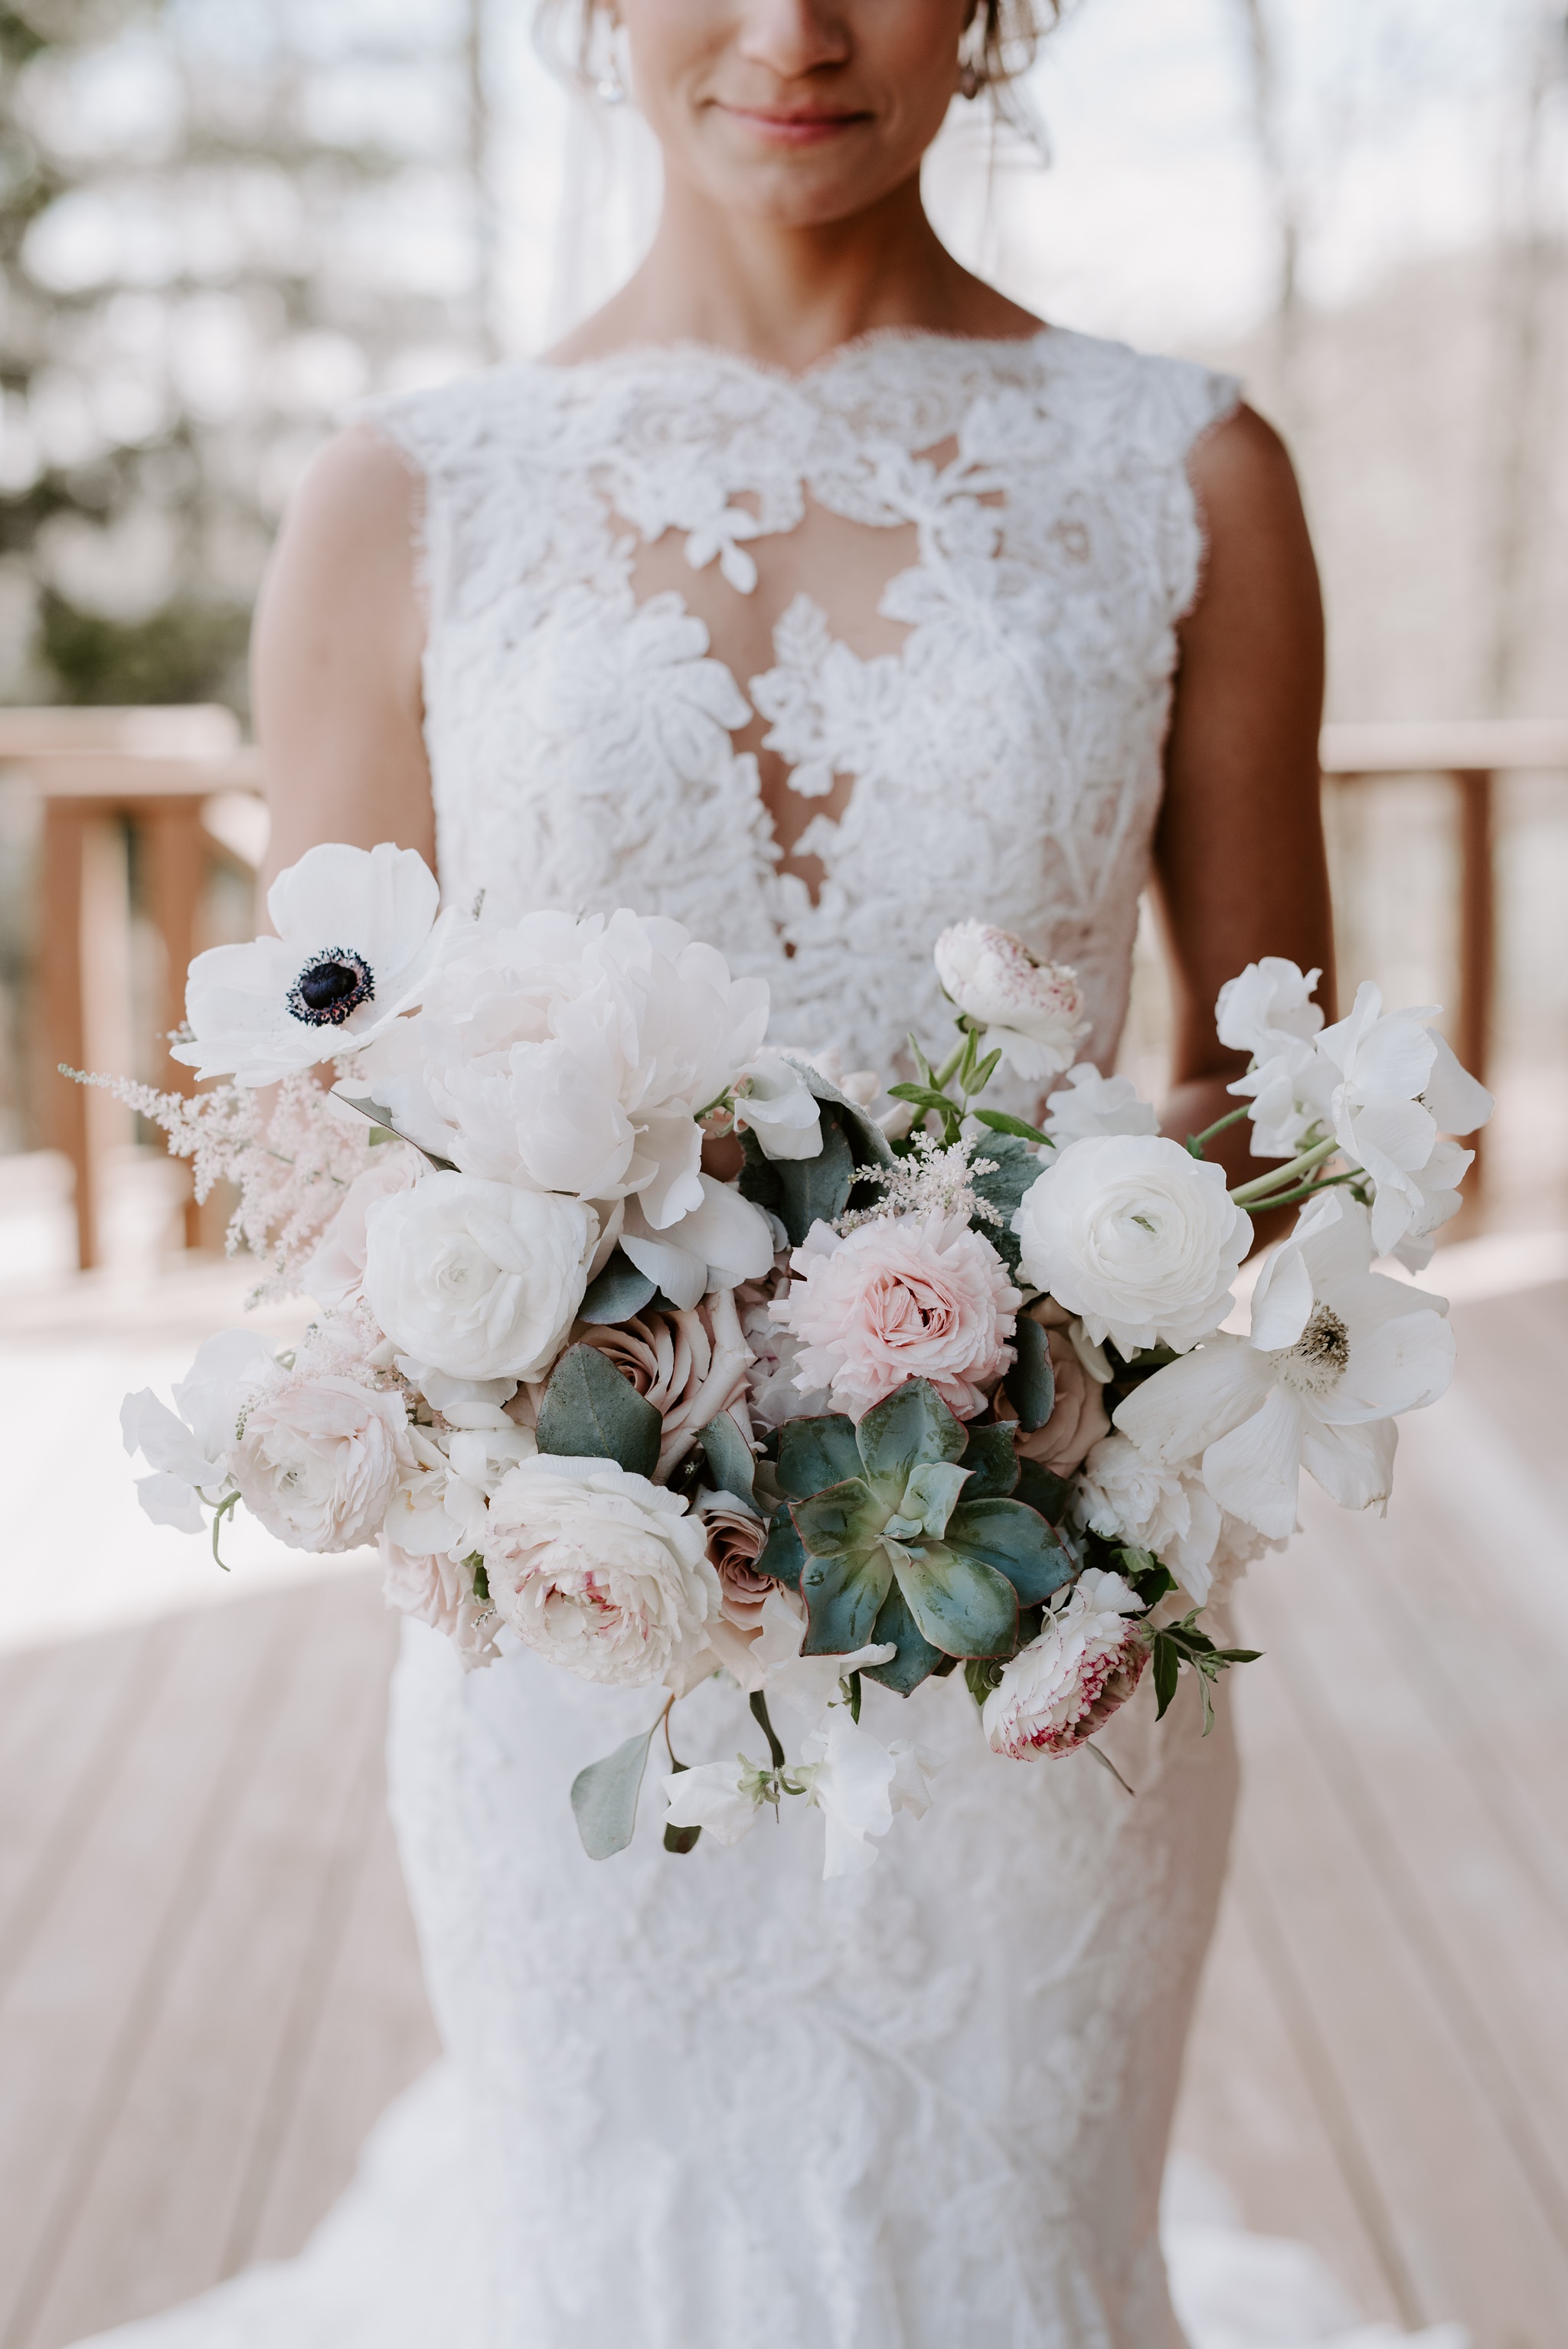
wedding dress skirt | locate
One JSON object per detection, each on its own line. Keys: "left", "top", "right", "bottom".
{"left": 70, "top": 328, "right": 1467, "bottom": 2344}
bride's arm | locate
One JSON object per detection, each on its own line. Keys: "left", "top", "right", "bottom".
{"left": 251, "top": 424, "right": 434, "bottom": 892}
{"left": 1155, "top": 403, "right": 1331, "bottom": 1211}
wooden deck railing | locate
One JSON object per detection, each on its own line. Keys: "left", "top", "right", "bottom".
{"left": 8, "top": 713, "right": 1568, "bottom": 1270}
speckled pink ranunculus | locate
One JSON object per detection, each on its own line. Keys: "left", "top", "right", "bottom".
{"left": 772, "top": 1213, "right": 1019, "bottom": 1421}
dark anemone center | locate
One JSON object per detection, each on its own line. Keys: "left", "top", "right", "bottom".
{"left": 286, "top": 948, "right": 374, "bottom": 1028}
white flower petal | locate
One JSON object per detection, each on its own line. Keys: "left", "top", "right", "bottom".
{"left": 1423, "top": 1034, "right": 1494, "bottom": 1136}
{"left": 133, "top": 1471, "right": 210, "bottom": 1534}
{"left": 1201, "top": 1386, "right": 1305, "bottom": 1539}
{"left": 1247, "top": 1240, "right": 1314, "bottom": 1351}
{"left": 1114, "top": 1336, "right": 1273, "bottom": 1465}
{"left": 1298, "top": 1413, "right": 1397, "bottom": 1514}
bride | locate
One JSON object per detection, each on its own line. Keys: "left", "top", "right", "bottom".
{"left": 79, "top": 5, "right": 1459, "bottom": 2347}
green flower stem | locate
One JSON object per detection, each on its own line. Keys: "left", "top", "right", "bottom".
{"left": 749, "top": 1690, "right": 786, "bottom": 1772}
{"left": 1229, "top": 1135, "right": 1339, "bottom": 1206}
{"left": 210, "top": 1489, "right": 240, "bottom": 1571}
{"left": 1246, "top": 1168, "right": 1365, "bottom": 1214}
{"left": 1185, "top": 1103, "right": 1252, "bottom": 1157}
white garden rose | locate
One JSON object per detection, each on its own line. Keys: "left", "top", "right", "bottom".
{"left": 358, "top": 907, "right": 769, "bottom": 1227}
{"left": 484, "top": 1454, "right": 720, "bottom": 1690}
{"left": 231, "top": 1374, "right": 414, "bottom": 1553}
{"left": 1012, "top": 1135, "right": 1252, "bottom": 1356}
{"left": 363, "top": 1171, "right": 597, "bottom": 1384}
{"left": 932, "top": 922, "right": 1090, "bottom": 1081}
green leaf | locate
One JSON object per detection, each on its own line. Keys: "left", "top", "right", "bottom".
{"left": 945, "top": 1498, "right": 1075, "bottom": 1606}
{"left": 776, "top": 1414, "right": 863, "bottom": 1499}
{"left": 571, "top": 1723, "right": 658, "bottom": 1860}
{"left": 334, "top": 1093, "right": 457, "bottom": 1171}
{"left": 695, "top": 1413, "right": 756, "bottom": 1506}
{"left": 1152, "top": 1632, "right": 1181, "bottom": 1721}
{"left": 794, "top": 1065, "right": 894, "bottom": 1171}
{"left": 578, "top": 1249, "right": 658, "bottom": 1325}
{"left": 887, "top": 1081, "right": 961, "bottom": 1114}
{"left": 969, "top": 1046, "right": 1004, "bottom": 1095}
{"left": 964, "top": 1655, "right": 1007, "bottom": 1709}
{"left": 893, "top": 1540, "right": 1019, "bottom": 1658}
{"left": 862, "top": 1579, "right": 947, "bottom": 1696}
{"left": 535, "top": 1344, "right": 662, "bottom": 1478}
{"left": 770, "top": 1116, "right": 855, "bottom": 1245}
{"left": 799, "top": 1540, "right": 897, "bottom": 1655}
{"left": 750, "top": 1689, "right": 787, "bottom": 1768}
{"left": 959, "top": 1423, "right": 1020, "bottom": 1499}
{"left": 968, "top": 1132, "right": 1041, "bottom": 1273}
{"left": 662, "top": 1760, "right": 703, "bottom": 1854}
{"left": 1007, "top": 1313, "right": 1056, "bottom": 1432}
{"left": 890, "top": 1459, "right": 972, "bottom": 1540}
{"left": 792, "top": 1480, "right": 887, "bottom": 1559}
{"left": 737, "top": 1127, "right": 785, "bottom": 1217}
{"left": 1014, "top": 1459, "right": 1075, "bottom": 1523}
{"left": 971, "top": 1106, "right": 1052, "bottom": 1147}
{"left": 756, "top": 1506, "right": 805, "bottom": 1592}
{"left": 855, "top": 1379, "right": 966, "bottom": 1482}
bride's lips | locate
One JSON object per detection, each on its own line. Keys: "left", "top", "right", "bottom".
{"left": 715, "top": 104, "right": 871, "bottom": 147}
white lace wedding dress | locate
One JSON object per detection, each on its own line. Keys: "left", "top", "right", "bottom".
{"left": 77, "top": 328, "right": 1465, "bottom": 2349}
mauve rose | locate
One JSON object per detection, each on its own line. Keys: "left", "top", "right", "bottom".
{"left": 999, "top": 1304, "right": 1112, "bottom": 1476}
{"left": 772, "top": 1211, "right": 1019, "bottom": 1422}
{"left": 231, "top": 1373, "right": 413, "bottom": 1553}
{"left": 691, "top": 1491, "right": 804, "bottom": 1688}
{"left": 577, "top": 1289, "right": 752, "bottom": 1482}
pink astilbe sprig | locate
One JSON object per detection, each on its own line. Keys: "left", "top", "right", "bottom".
{"left": 65, "top": 1067, "right": 376, "bottom": 1301}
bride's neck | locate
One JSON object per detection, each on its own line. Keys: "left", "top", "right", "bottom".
{"left": 549, "top": 176, "right": 1034, "bottom": 375}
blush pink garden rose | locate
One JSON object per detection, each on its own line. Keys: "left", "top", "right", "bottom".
{"left": 982, "top": 1569, "right": 1150, "bottom": 1759}
{"left": 772, "top": 1212, "right": 1020, "bottom": 1421}
{"left": 230, "top": 1372, "right": 415, "bottom": 1552}
{"left": 380, "top": 1534, "right": 501, "bottom": 1671}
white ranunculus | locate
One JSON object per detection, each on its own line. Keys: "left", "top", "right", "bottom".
{"left": 172, "top": 842, "right": 449, "bottom": 1085}
{"left": 619, "top": 1174, "right": 776, "bottom": 1312}
{"left": 1316, "top": 985, "right": 1494, "bottom": 1256}
{"left": 120, "top": 1328, "right": 279, "bottom": 1531}
{"left": 933, "top": 922, "right": 1090, "bottom": 1081}
{"left": 1215, "top": 957, "right": 1325, "bottom": 1058}
{"left": 731, "top": 1053, "right": 824, "bottom": 1161}
{"left": 1044, "top": 1063, "right": 1160, "bottom": 1144}
{"left": 1115, "top": 1191, "right": 1455, "bottom": 1538}
{"left": 302, "top": 1143, "right": 424, "bottom": 1310}
{"left": 982, "top": 1569, "right": 1148, "bottom": 1759}
{"left": 1074, "top": 1433, "right": 1221, "bottom": 1603}
{"left": 1012, "top": 1135, "right": 1252, "bottom": 1356}
{"left": 231, "top": 1374, "right": 414, "bottom": 1553}
{"left": 358, "top": 907, "right": 769, "bottom": 1227}
{"left": 363, "top": 1172, "right": 597, "bottom": 1383}
{"left": 484, "top": 1454, "right": 721, "bottom": 1689}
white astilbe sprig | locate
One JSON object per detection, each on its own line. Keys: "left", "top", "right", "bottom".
{"left": 835, "top": 1131, "right": 1002, "bottom": 1234}
{"left": 66, "top": 1067, "right": 375, "bottom": 1301}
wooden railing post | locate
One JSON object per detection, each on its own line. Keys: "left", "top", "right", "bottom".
{"left": 1454, "top": 769, "right": 1494, "bottom": 1199}
{"left": 143, "top": 799, "right": 208, "bottom": 1249}
{"left": 37, "top": 801, "right": 93, "bottom": 1268}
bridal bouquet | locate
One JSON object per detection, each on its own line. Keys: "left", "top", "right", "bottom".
{"left": 93, "top": 843, "right": 1490, "bottom": 1877}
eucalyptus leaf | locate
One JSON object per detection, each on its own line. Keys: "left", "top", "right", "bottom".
{"left": 799, "top": 1541, "right": 897, "bottom": 1655}
{"left": 863, "top": 1580, "right": 947, "bottom": 1697}
{"left": 792, "top": 1062, "right": 894, "bottom": 1170}
{"left": 855, "top": 1378, "right": 966, "bottom": 1482}
{"left": 958, "top": 1424, "right": 1020, "bottom": 1500}
{"left": 737, "top": 1128, "right": 785, "bottom": 1217}
{"left": 776, "top": 1414, "right": 862, "bottom": 1499}
{"left": 945, "top": 1498, "right": 1074, "bottom": 1606}
{"left": 969, "top": 1133, "right": 1040, "bottom": 1275}
{"left": 578, "top": 1248, "right": 658, "bottom": 1326}
{"left": 535, "top": 1344, "right": 662, "bottom": 1478}
{"left": 893, "top": 1541, "right": 1018, "bottom": 1659}
{"left": 695, "top": 1413, "right": 756, "bottom": 1506}
{"left": 770, "top": 1116, "right": 855, "bottom": 1245}
{"left": 570, "top": 1723, "right": 658, "bottom": 1860}
{"left": 1006, "top": 1314, "right": 1056, "bottom": 1433}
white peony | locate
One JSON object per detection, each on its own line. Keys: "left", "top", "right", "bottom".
{"left": 1075, "top": 1433, "right": 1221, "bottom": 1602}
{"left": 231, "top": 1374, "right": 414, "bottom": 1553}
{"left": 731, "top": 1052, "right": 824, "bottom": 1161}
{"left": 1215, "top": 957, "right": 1325, "bottom": 1058}
{"left": 1115, "top": 1191, "right": 1455, "bottom": 1538}
{"left": 172, "top": 842, "right": 449, "bottom": 1084}
{"left": 302, "top": 1143, "right": 423, "bottom": 1311}
{"left": 933, "top": 922, "right": 1090, "bottom": 1081}
{"left": 358, "top": 907, "right": 769, "bottom": 1227}
{"left": 982, "top": 1569, "right": 1148, "bottom": 1759}
{"left": 619, "top": 1174, "right": 776, "bottom": 1312}
{"left": 120, "top": 1328, "right": 278, "bottom": 1531}
{"left": 363, "top": 1172, "right": 597, "bottom": 1384}
{"left": 1012, "top": 1135, "right": 1252, "bottom": 1356}
{"left": 1044, "top": 1063, "right": 1160, "bottom": 1144}
{"left": 483, "top": 1454, "right": 721, "bottom": 1690}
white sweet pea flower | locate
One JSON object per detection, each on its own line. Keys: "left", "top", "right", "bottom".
{"left": 386, "top": 1416, "right": 537, "bottom": 1558}
{"left": 120, "top": 1328, "right": 278, "bottom": 1531}
{"left": 933, "top": 922, "right": 1090, "bottom": 1081}
{"left": 799, "top": 1712, "right": 899, "bottom": 1878}
{"left": 358, "top": 907, "right": 769, "bottom": 1228}
{"left": 619, "top": 1174, "right": 776, "bottom": 1312}
{"left": 762, "top": 1640, "right": 897, "bottom": 1733}
{"left": 730, "top": 1053, "right": 824, "bottom": 1161}
{"left": 1316, "top": 985, "right": 1493, "bottom": 1256}
{"left": 1228, "top": 1031, "right": 1336, "bottom": 1160}
{"left": 1075, "top": 1433, "right": 1221, "bottom": 1603}
{"left": 1215, "top": 957, "right": 1325, "bottom": 1057}
{"left": 1044, "top": 1064, "right": 1160, "bottom": 1144}
{"left": 1012, "top": 1135, "right": 1252, "bottom": 1356}
{"left": 661, "top": 1754, "right": 777, "bottom": 1848}
{"left": 1115, "top": 1192, "right": 1455, "bottom": 1539}
{"left": 172, "top": 842, "right": 449, "bottom": 1084}
{"left": 363, "top": 1172, "right": 598, "bottom": 1384}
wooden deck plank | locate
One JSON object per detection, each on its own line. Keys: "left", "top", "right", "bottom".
{"left": 25, "top": 1582, "right": 399, "bottom": 2347}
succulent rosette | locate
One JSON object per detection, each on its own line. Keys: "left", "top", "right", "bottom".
{"left": 109, "top": 862, "right": 1484, "bottom": 1875}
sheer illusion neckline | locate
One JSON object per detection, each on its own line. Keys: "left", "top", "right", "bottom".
{"left": 531, "top": 319, "right": 1056, "bottom": 389}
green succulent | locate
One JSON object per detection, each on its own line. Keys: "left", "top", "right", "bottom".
{"left": 757, "top": 1379, "right": 1075, "bottom": 1697}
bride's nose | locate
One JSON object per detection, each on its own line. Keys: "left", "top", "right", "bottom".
{"left": 733, "top": 0, "right": 853, "bottom": 77}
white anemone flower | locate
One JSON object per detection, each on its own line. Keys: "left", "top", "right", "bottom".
{"left": 1115, "top": 1192, "right": 1454, "bottom": 1539}
{"left": 172, "top": 843, "right": 449, "bottom": 1084}
{"left": 120, "top": 1328, "right": 278, "bottom": 1531}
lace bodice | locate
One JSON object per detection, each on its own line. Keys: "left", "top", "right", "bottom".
{"left": 370, "top": 327, "right": 1236, "bottom": 1086}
